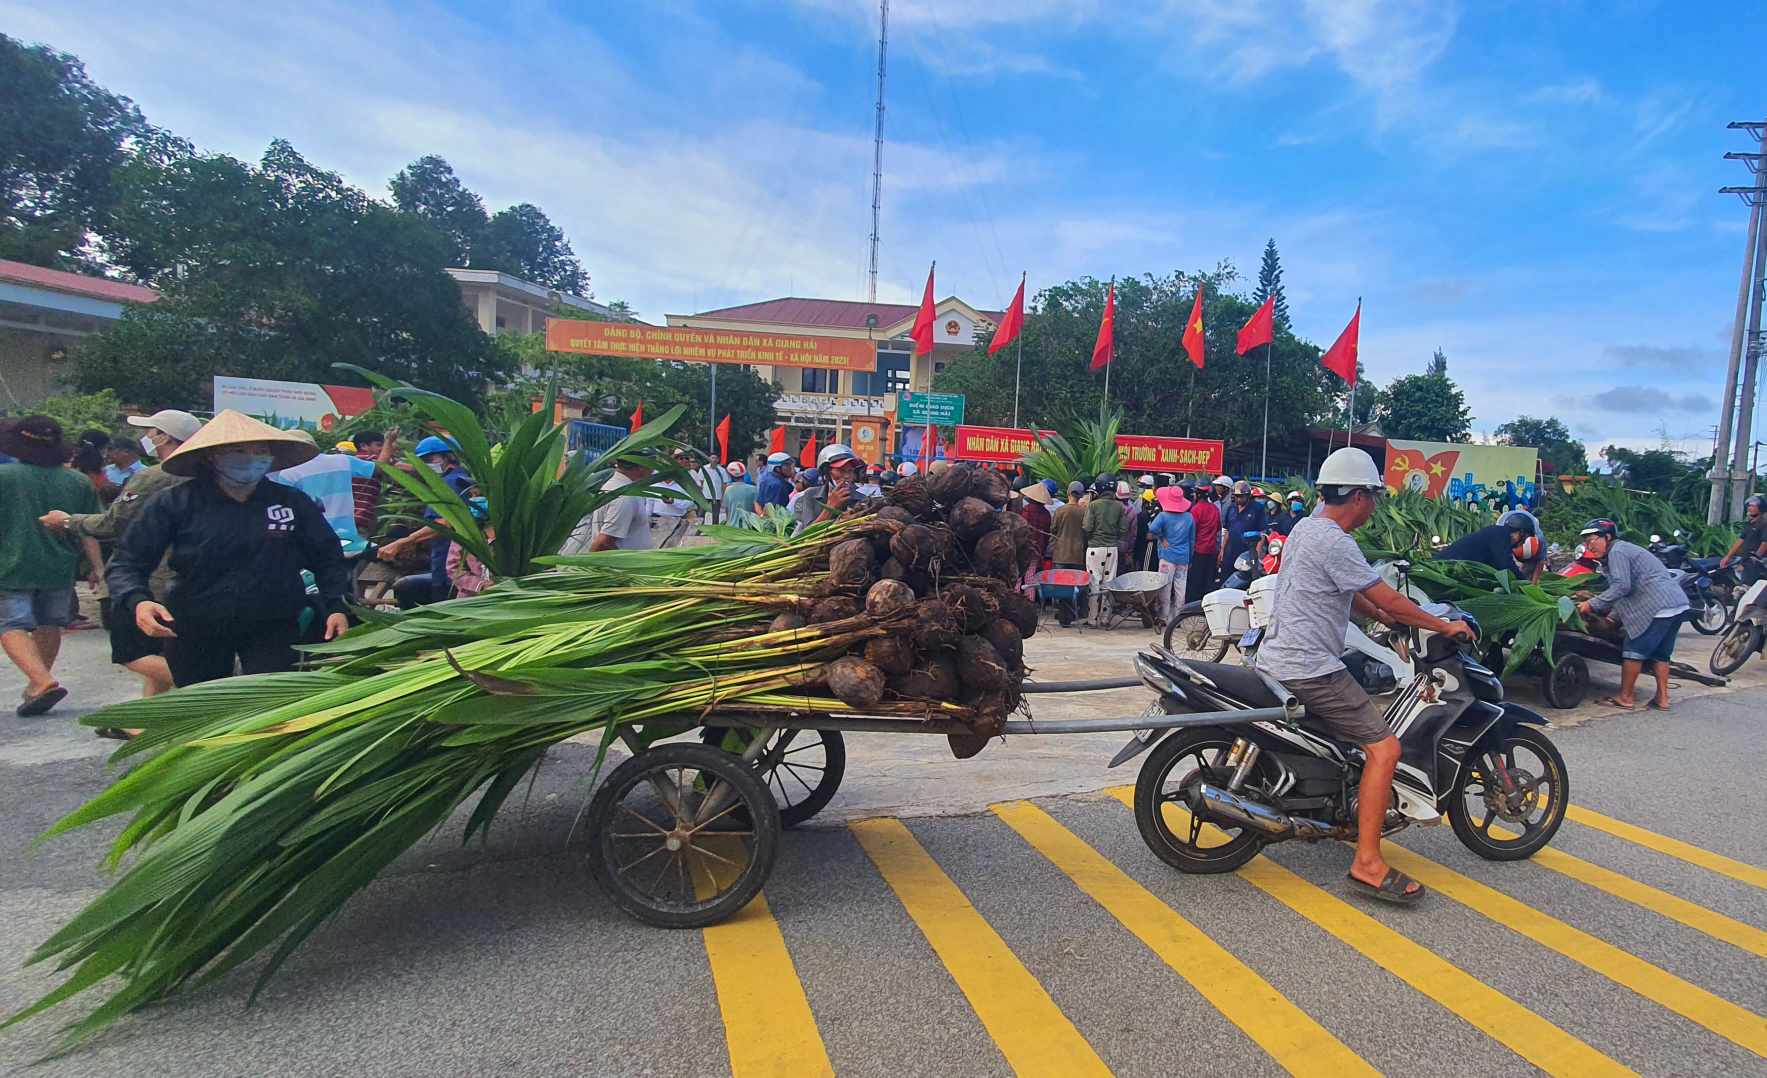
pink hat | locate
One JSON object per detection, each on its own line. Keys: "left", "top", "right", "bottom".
{"left": 1156, "top": 485, "right": 1192, "bottom": 513}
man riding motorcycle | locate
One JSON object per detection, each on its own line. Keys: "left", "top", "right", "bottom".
{"left": 1720, "top": 493, "right": 1767, "bottom": 585}
{"left": 1254, "top": 447, "right": 1475, "bottom": 904}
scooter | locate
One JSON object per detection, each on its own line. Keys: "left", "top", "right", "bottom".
{"left": 1710, "top": 578, "right": 1767, "bottom": 675}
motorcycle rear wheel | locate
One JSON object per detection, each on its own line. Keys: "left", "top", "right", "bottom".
{"left": 1161, "top": 612, "right": 1229, "bottom": 663}
{"left": 1447, "top": 726, "right": 1567, "bottom": 861}
{"left": 1134, "top": 729, "right": 1265, "bottom": 874}
{"left": 1709, "top": 622, "right": 1761, "bottom": 676}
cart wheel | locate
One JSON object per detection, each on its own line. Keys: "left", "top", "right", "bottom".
{"left": 1540, "top": 655, "right": 1589, "bottom": 710}
{"left": 587, "top": 743, "right": 779, "bottom": 928}
{"left": 701, "top": 727, "right": 847, "bottom": 828}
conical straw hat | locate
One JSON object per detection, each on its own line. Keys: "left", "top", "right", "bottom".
{"left": 159, "top": 409, "right": 321, "bottom": 477}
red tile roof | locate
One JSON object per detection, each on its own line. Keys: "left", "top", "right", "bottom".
{"left": 693, "top": 296, "right": 1000, "bottom": 330}
{"left": 0, "top": 259, "right": 159, "bottom": 305}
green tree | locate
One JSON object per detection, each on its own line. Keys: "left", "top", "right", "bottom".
{"left": 933, "top": 267, "right": 1346, "bottom": 451}
{"left": 1494, "top": 415, "right": 1587, "bottom": 475}
{"left": 1376, "top": 372, "right": 1472, "bottom": 441}
{"left": 0, "top": 35, "right": 154, "bottom": 270}
{"left": 388, "top": 154, "right": 486, "bottom": 266}
{"left": 1601, "top": 445, "right": 1694, "bottom": 499}
{"left": 1426, "top": 348, "right": 1448, "bottom": 377}
{"left": 76, "top": 140, "right": 507, "bottom": 409}
{"left": 1254, "top": 238, "right": 1290, "bottom": 333}
{"left": 387, "top": 154, "right": 588, "bottom": 294}
{"left": 488, "top": 333, "right": 780, "bottom": 460}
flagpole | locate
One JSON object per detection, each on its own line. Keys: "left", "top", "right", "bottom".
{"left": 1101, "top": 351, "right": 1110, "bottom": 425}
{"left": 1260, "top": 340, "right": 1272, "bottom": 479}
{"left": 1012, "top": 333, "right": 1023, "bottom": 429}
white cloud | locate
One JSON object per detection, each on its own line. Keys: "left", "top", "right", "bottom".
{"left": 1524, "top": 77, "right": 1603, "bottom": 106}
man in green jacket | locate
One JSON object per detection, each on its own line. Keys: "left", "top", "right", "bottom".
{"left": 1082, "top": 473, "right": 1126, "bottom": 626}
{"left": 39, "top": 410, "right": 197, "bottom": 713}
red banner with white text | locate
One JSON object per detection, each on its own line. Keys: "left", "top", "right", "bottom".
{"left": 1114, "top": 434, "right": 1224, "bottom": 474}
{"left": 951, "top": 424, "right": 1057, "bottom": 464}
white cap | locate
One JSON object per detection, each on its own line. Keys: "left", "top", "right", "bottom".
{"left": 765, "top": 451, "right": 793, "bottom": 466}
{"left": 1213, "top": 474, "right": 1233, "bottom": 487}
{"left": 899, "top": 460, "right": 918, "bottom": 477}
{"left": 126, "top": 409, "right": 202, "bottom": 443}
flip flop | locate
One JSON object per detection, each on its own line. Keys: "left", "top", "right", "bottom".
{"left": 16, "top": 686, "right": 67, "bottom": 717}
{"left": 1595, "top": 696, "right": 1636, "bottom": 711}
{"left": 1347, "top": 868, "right": 1426, "bottom": 906}
{"left": 1646, "top": 699, "right": 1672, "bottom": 712}
{"left": 94, "top": 728, "right": 134, "bottom": 741}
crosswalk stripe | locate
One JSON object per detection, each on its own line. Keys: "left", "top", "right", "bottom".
{"left": 1104, "top": 788, "right": 1636, "bottom": 1077}
{"left": 995, "top": 800, "right": 1375, "bottom": 1078}
{"left": 1488, "top": 824, "right": 1767, "bottom": 958}
{"left": 693, "top": 868, "right": 834, "bottom": 1078}
{"left": 849, "top": 817, "right": 1112, "bottom": 1076}
{"left": 1379, "top": 842, "right": 1767, "bottom": 1059}
{"left": 1565, "top": 805, "right": 1767, "bottom": 891}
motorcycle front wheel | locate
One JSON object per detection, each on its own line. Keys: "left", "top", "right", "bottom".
{"left": 1161, "top": 611, "right": 1229, "bottom": 663}
{"left": 1134, "top": 729, "right": 1266, "bottom": 873}
{"left": 1709, "top": 622, "right": 1761, "bottom": 676}
{"left": 1690, "top": 596, "right": 1730, "bottom": 635}
{"left": 1447, "top": 726, "right": 1567, "bottom": 861}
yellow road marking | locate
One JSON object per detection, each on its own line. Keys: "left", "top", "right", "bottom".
{"left": 1380, "top": 842, "right": 1767, "bottom": 1059}
{"left": 1566, "top": 805, "right": 1767, "bottom": 891}
{"left": 694, "top": 863, "right": 834, "bottom": 1077}
{"left": 1487, "top": 823, "right": 1767, "bottom": 958}
{"left": 995, "top": 799, "right": 1376, "bottom": 1077}
{"left": 1102, "top": 788, "right": 1632, "bottom": 1076}
{"left": 849, "top": 817, "right": 1112, "bottom": 1077}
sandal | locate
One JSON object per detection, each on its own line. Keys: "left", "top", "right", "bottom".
{"left": 1595, "top": 696, "right": 1636, "bottom": 711}
{"left": 94, "top": 727, "right": 134, "bottom": 741}
{"left": 1348, "top": 867, "right": 1426, "bottom": 905}
{"left": 16, "top": 686, "right": 67, "bottom": 717}
{"left": 1646, "top": 699, "right": 1671, "bottom": 712}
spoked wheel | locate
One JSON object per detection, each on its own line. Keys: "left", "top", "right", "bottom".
{"left": 587, "top": 743, "right": 779, "bottom": 928}
{"left": 1447, "top": 726, "right": 1568, "bottom": 861}
{"left": 701, "top": 727, "right": 847, "bottom": 828}
{"left": 1691, "top": 597, "right": 1731, "bottom": 635}
{"left": 1134, "top": 728, "right": 1265, "bottom": 873}
{"left": 1709, "top": 622, "right": 1761, "bottom": 676}
{"left": 1539, "top": 655, "right": 1589, "bottom": 709}
{"left": 1162, "top": 611, "right": 1229, "bottom": 663}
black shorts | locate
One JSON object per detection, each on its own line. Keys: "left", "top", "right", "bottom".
{"left": 1286, "top": 669, "right": 1392, "bottom": 746}
{"left": 102, "top": 597, "right": 161, "bottom": 666}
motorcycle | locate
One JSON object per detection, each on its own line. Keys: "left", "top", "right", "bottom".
{"left": 1647, "top": 533, "right": 1729, "bottom": 634}
{"left": 1710, "top": 578, "right": 1767, "bottom": 675}
{"left": 1113, "top": 607, "right": 1568, "bottom": 874}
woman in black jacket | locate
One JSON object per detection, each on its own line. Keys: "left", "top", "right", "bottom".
{"left": 107, "top": 410, "right": 350, "bottom": 687}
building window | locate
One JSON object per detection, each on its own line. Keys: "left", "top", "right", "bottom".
{"left": 803, "top": 369, "right": 840, "bottom": 394}
{"left": 933, "top": 362, "right": 946, "bottom": 374}
{"left": 852, "top": 349, "right": 911, "bottom": 397}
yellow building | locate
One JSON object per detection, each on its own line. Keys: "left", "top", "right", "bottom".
{"left": 666, "top": 295, "right": 999, "bottom": 461}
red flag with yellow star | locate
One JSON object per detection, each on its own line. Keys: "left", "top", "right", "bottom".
{"left": 1320, "top": 301, "right": 1360, "bottom": 385}
{"left": 1181, "top": 284, "right": 1205, "bottom": 369}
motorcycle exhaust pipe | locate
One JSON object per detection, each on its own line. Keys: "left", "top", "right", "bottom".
{"left": 1194, "top": 783, "right": 1337, "bottom": 840}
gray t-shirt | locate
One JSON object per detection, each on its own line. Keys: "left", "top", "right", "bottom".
{"left": 560, "top": 473, "right": 654, "bottom": 554}
{"left": 1254, "top": 515, "right": 1380, "bottom": 681}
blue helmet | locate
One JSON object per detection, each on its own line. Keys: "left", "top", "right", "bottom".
{"left": 414, "top": 435, "right": 457, "bottom": 457}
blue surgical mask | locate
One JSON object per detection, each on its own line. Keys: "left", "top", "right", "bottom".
{"left": 215, "top": 451, "right": 275, "bottom": 485}
{"left": 1290, "top": 500, "right": 1304, "bottom": 512}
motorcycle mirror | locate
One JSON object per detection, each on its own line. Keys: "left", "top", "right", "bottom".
{"left": 1651, "top": 534, "right": 1661, "bottom": 543}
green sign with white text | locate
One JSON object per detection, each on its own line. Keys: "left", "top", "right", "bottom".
{"left": 897, "top": 391, "right": 965, "bottom": 426}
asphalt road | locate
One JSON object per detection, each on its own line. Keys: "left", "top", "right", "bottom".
{"left": 1, "top": 628, "right": 1763, "bottom": 1076}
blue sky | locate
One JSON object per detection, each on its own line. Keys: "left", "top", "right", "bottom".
{"left": 6, "top": 0, "right": 1763, "bottom": 458}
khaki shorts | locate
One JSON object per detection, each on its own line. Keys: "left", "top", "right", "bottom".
{"left": 1285, "top": 668, "right": 1391, "bottom": 746}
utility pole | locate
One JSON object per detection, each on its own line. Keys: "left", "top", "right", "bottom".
{"left": 1711, "top": 121, "right": 1767, "bottom": 524}
{"left": 1731, "top": 216, "right": 1767, "bottom": 516}
{"left": 866, "top": 0, "right": 889, "bottom": 303}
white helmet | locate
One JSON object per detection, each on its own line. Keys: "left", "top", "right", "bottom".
{"left": 1315, "top": 447, "right": 1384, "bottom": 493}
{"left": 817, "top": 442, "right": 858, "bottom": 468}
{"left": 899, "top": 460, "right": 918, "bottom": 477}
{"left": 1212, "top": 474, "right": 1233, "bottom": 488}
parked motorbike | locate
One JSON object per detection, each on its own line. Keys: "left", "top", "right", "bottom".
{"left": 1114, "top": 608, "right": 1568, "bottom": 874}
{"left": 1710, "top": 579, "right": 1767, "bottom": 675}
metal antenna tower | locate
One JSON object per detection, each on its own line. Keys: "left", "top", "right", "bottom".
{"left": 866, "top": 0, "right": 888, "bottom": 302}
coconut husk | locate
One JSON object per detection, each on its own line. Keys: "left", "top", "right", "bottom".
{"left": 877, "top": 505, "right": 917, "bottom": 527}
{"left": 982, "top": 618, "right": 1023, "bottom": 668}
{"left": 889, "top": 524, "right": 940, "bottom": 569}
{"left": 809, "top": 596, "right": 861, "bottom": 624}
{"left": 911, "top": 600, "right": 960, "bottom": 650}
{"left": 864, "top": 578, "right": 917, "bottom": 618}
{"left": 996, "top": 590, "right": 1039, "bottom": 639}
{"left": 768, "top": 611, "right": 808, "bottom": 633}
{"left": 971, "top": 468, "right": 1012, "bottom": 508}
{"left": 828, "top": 539, "right": 877, "bottom": 588}
{"left": 947, "top": 496, "right": 998, "bottom": 542}
{"left": 827, "top": 656, "right": 887, "bottom": 708}
{"left": 889, "top": 652, "right": 959, "bottom": 700}
{"left": 886, "top": 475, "right": 934, "bottom": 518}
{"left": 971, "top": 530, "right": 1019, "bottom": 584}
{"left": 862, "top": 636, "right": 915, "bottom": 676}
{"left": 941, "top": 583, "right": 995, "bottom": 632}
{"left": 955, "top": 635, "right": 1007, "bottom": 692}
{"left": 925, "top": 462, "right": 976, "bottom": 506}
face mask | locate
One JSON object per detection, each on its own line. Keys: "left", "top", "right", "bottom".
{"left": 425, "top": 460, "right": 448, "bottom": 475}
{"left": 140, "top": 435, "right": 159, "bottom": 459}
{"left": 1290, "top": 500, "right": 1304, "bottom": 512}
{"left": 215, "top": 451, "right": 275, "bottom": 485}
